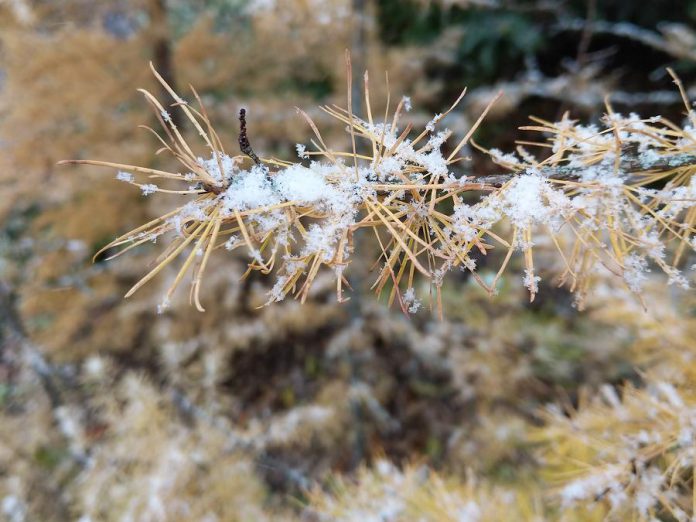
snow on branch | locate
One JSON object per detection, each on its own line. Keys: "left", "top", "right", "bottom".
{"left": 60, "top": 62, "right": 696, "bottom": 315}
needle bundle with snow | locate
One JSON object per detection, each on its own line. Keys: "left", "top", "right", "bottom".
{"left": 60, "top": 63, "right": 696, "bottom": 314}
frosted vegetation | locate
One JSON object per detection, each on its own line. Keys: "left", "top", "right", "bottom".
{"left": 62, "top": 64, "right": 695, "bottom": 315}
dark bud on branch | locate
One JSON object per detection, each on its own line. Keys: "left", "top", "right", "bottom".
{"left": 238, "top": 108, "right": 262, "bottom": 167}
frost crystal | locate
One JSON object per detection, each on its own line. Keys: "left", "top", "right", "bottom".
{"left": 157, "top": 298, "right": 170, "bottom": 315}
{"left": 116, "top": 171, "right": 134, "bottom": 183}
{"left": 489, "top": 148, "right": 521, "bottom": 166}
{"left": 296, "top": 143, "right": 309, "bottom": 159}
{"left": 425, "top": 113, "right": 442, "bottom": 133}
{"left": 224, "top": 235, "right": 239, "bottom": 251}
{"left": 623, "top": 254, "right": 649, "bottom": 293}
{"left": 523, "top": 269, "right": 541, "bottom": 294}
{"left": 140, "top": 184, "right": 158, "bottom": 196}
{"left": 403, "top": 287, "right": 422, "bottom": 314}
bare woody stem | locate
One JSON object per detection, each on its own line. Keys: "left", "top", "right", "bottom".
{"left": 197, "top": 147, "right": 696, "bottom": 197}
{"left": 219, "top": 119, "right": 696, "bottom": 196}
{"left": 471, "top": 151, "right": 696, "bottom": 188}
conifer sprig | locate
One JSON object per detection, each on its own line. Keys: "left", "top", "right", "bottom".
{"left": 60, "top": 62, "right": 696, "bottom": 314}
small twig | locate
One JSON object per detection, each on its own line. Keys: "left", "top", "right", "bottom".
{"left": 557, "top": 18, "right": 696, "bottom": 62}
{"left": 467, "top": 71, "right": 686, "bottom": 118}
{"left": 238, "top": 108, "right": 262, "bottom": 167}
{"left": 473, "top": 151, "right": 696, "bottom": 188}
{"left": 575, "top": 0, "right": 597, "bottom": 67}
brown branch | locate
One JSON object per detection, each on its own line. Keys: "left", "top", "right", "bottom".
{"left": 557, "top": 18, "right": 696, "bottom": 62}
{"left": 471, "top": 151, "right": 696, "bottom": 188}
{"left": 198, "top": 140, "right": 695, "bottom": 196}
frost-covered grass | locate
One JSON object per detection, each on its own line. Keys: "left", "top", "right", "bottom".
{"left": 61, "top": 64, "right": 695, "bottom": 314}
{"left": 305, "top": 459, "right": 542, "bottom": 522}
{"left": 538, "top": 379, "right": 696, "bottom": 521}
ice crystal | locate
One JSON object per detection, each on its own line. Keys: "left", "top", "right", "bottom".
{"left": 140, "top": 184, "right": 158, "bottom": 196}
{"left": 116, "top": 171, "right": 134, "bottom": 183}
{"left": 403, "top": 287, "right": 422, "bottom": 314}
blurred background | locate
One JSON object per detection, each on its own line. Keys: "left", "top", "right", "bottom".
{"left": 1, "top": 0, "right": 695, "bottom": 520}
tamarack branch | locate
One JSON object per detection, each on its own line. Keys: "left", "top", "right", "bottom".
{"left": 59, "top": 60, "right": 696, "bottom": 316}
